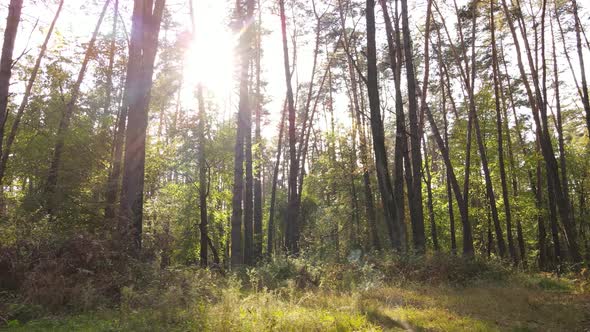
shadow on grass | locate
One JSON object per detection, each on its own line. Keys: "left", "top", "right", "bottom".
{"left": 362, "top": 305, "right": 414, "bottom": 331}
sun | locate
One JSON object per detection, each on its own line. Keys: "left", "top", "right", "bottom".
{"left": 181, "top": 1, "right": 236, "bottom": 104}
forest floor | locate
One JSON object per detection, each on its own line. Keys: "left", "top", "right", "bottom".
{"left": 2, "top": 256, "right": 590, "bottom": 331}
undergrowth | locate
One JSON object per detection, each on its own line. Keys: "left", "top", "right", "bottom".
{"left": 1, "top": 239, "right": 588, "bottom": 331}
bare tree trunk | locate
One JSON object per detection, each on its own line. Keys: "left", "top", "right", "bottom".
{"left": 0, "top": 0, "right": 63, "bottom": 190}
{"left": 244, "top": 66, "right": 254, "bottom": 266}
{"left": 423, "top": 137, "right": 438, "bottom": 251}
{"left": 267, "top": 101, "right": 286, "bottom": 258}
{"left": 119, "top": 0, "right": 166, "bottom": 253}
{"left": 280, "top": 0, "right": 301, "bottom": 255}
{"left": 0, "top": 0, "right": 22, "bottom": 181}
{"left": 104, "top": 0, "right": 122, "bottom": 220}
{"left": 401, "top": 0, "right": 426, "bottom": 252}
{"left": 231, "top": 0, "right": 255, "bottom": 267}
{"left": 379, "top": 0, "right": 407, "bottom": 250}
{"left": 197, "top": 84, "right": 208, "bottom": 267}
{"left": 366, "top": 0, "right": 401, "bottom": 250}
{"left": 103, "top": 0, "right": 118, "bottom": 121}
{"left": 491, "top": 0, "right": 517, "bottom": 264}
{"left": 253, "top": 0, "right": 263, "bottom": 262}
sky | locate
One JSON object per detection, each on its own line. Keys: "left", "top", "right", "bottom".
{"left": 1, "top": 0, "right": 590, "bottom": 142}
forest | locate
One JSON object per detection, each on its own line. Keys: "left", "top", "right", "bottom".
{"left": 0, "top": 0, "right": 589, "bottom": 330}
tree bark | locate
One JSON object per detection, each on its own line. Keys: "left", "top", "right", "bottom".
{"left": 253, "top": 0, "right": 263, "bottom": 262}
{"left": 280, "top": 0, "right": 301, "bottom": 255}
{"left": 119, "top": 0, "right": 166, "bottom": 253}
{"left": 267, "top": 100, "right": 287, "bottom": 258}
{"left": 490, "top": 0, "right": 516, "bottom": 264}
{"left": 231, "top": 0, "right": 255, "bottom": 267}
{"left": 0, "top": 0, "right": 23, "bottom": 182}
{"left": 366, "top": 0, "right": 401, "bottom": 250}
{"left": 401, "top": 0, "right": 426, "bottom": 252}
{"left": 379, "top": 0, "right": 407, "bottom": 251}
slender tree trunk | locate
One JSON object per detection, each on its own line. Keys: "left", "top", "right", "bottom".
{"left": 490, "top": 0, "right": 516, "bottom": 264}
{"left": 424, "top": 102, "right": 474, "bottom": 256}
{"left": 424, "top": 137, "right": 438, "bottom": 251}
{"left": 197, "top": 84, "right": 208, "bottom": 267}
{"left": 366, "top": 0, "right": 401, "bottom": 250}
{"left": 500, "top": 38, "right": 534, "bottom": 267}
{"left": 244, "top": 69, "right": 254, "bottom": 266}
{"left": 0, "top": 0, "right": 23, "bottom": 181}
{"left": 103, "top": 0, "right": 118, "bottom": 121}
{"left": 280, "top": 0, "right": 301, "bottom": 255}
{"left": 550, "top": 13, "right": 570, "bottom": 263}
{"left": 253, "top": 0, "right": 263, "bottom": 262}
{"left": 401, "top": 0, "right": 426, "bottom": 252}
{"left": 119, "top": 0, "right": 166, "bottom": 253}
{"left": 442, "top": 88, "right": 457, "bottom": 255}
{"left": 340, "top": 1, "right": 379, "bottom": 250}
{"left": 0, "top": 0, "right": 63, "bottom": 190}
{"left": 266, "top": 100, "right": 287, "bottom": 258}
{"left": 379, "top": 0, "right": 407, "bottom": 251}
{"left": 535, "top": 158, "right": 548, "bottom": 270}
{"left": 104, "top": 0, "right": 122, "bottom": 219}
{"left": 231, "top": 0, "right": 255, "bottom": 267}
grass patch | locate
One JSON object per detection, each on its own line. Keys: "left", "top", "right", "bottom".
{"left": 3, "top": 255, "right": 589, "bottom": 331}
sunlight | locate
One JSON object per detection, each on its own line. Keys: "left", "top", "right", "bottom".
{"left": 181, "top": 1, "right": 235, "bottom": 105}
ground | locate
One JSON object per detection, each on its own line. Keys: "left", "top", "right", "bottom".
{"left": 4, "top": 268, "right": 589, "bottom": 332}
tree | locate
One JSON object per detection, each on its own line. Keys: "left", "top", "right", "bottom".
{"left": 366, "top": 0, "right": 401, "bottom": 250}
{"left": 0, "top": 1, "right": 23, "bottom": 194}
{"left": 280, "top": 0, "right": 301, "bottom": 254}
{"left": 119, "top": 0, "right": 166, "bottom": 253}
{"left": 401, "top": 0, "right": 426, "bottom": 252}
{"left": 231, "top": 0, "right": 255, "bottom": 266}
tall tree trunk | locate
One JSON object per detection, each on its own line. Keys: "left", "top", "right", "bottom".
{"left": 0, "top": 0, "right": 22, "bottom": 183}
{"left": 339, "top": 1, "right": 379, "bottom": 250}
{"left": 443, "top": 90, "right": 456, "bottom": 254}
{"left": 423, "top": 137, "right": 438, "bottom": 251}
{"left": 267, "top": 101, "right": 287, "bottom": 257}
{"left": 244, "top": 65, "right": 254, "bottom": 266}
{"left": 500, "top": 38, "right": 534, "bottom": 267}
{"left": 46, "top": 0, "right": 111, "bottom": 214}
{"left": 490, "top": 0, "right": 516, "bottom": 264}
{"left": 231, "top": 0, "right": 255, "bottom": 267}
{"left": 253, "top": 0, "right": 263, "bottom": 262}
{"left": 366, "top": 0, "right": 401, "bottom": 250}
{"left": 197, "top": 84, "right": 208, "bottom": 267}
{"left": 0, "top": 0, "right": 63, "bottom": 190}
{"left": 536, "top": 148, "right": 548, "bottom": 270}
{"left": 119, "top": 0, "right": 166, "bottom": 253}
{"left": 401, "top": 0, "right": 426, "bottom": 252}
{"left": 280, "top": 0, "right": 300, "bottom": 254}
{"left": 104, "top": 0, "right": 122, "bottom": 220}
{"left": 424, "top": 103, "right": 474, "bottom": 256}
{"left": 103, "top": 0, "right": 118, "bottom": 122}
{"left": 379, "top": 0, "right": 407, "bottom": 251}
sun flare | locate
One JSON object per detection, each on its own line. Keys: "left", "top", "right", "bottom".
{"left": 181, "top": 1, "right": 236, "bottom": 105}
